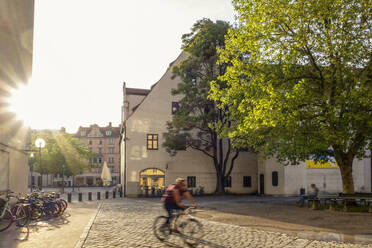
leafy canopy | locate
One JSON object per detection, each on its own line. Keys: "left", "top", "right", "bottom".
{"left": 210, "top": 0, "right": 372, "bottom": 164}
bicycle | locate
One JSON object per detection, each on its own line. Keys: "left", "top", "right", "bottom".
{"left": 153, "top": 206, "right": 204, "bottom": 246}
{"left": 0, "top": 190, "right": 29, "bottom": 232}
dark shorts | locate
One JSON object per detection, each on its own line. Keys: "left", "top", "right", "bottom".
{"left": 163, "top": 202, "right": 184, "bottom": 222}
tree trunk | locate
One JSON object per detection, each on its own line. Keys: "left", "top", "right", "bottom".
{"left": 72, "top": 175, "right": 75, "bottom": 192}
{"left": 334, "top": 149, "right": 355, "bottom": 194}
{"left": 215, "top": 171, "right": 225, "bottom": 194}
{"left": 339, "top": 163, "right": 355, "bottom": 194}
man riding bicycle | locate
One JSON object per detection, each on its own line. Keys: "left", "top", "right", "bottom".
{"left": 161, "top": 178, "right": 197, "bottom": 224}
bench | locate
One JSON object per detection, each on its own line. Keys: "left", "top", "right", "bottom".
{"left": 317, "top": 194, "right": 372, "bottom": 212}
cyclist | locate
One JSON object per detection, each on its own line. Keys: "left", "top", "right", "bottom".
{"left": 161, "top": 178, "right": 197, "bottom": 225}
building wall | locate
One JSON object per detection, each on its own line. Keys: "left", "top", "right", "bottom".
{"left": 260, "top": 157, "right": 372, "bottom": 195}
{"left": 122, "top": 53, "right": 258, "bottom": 196}
{"left": 0, "top": 0, "right": 35, "bottom": 194}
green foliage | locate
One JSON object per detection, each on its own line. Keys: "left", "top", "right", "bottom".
{"left": 209, "top": 0, "right": 372, "bottom": 193}
{"left": 29, "top": 131, "right": 95, "bottom": 177}
{"left": 163, "top": 19, "right": 241, "bottom": 193}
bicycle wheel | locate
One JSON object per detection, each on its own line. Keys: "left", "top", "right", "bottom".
{"left": 45, "top": 203, "right": 60, "bottom": 218}
{"left": 29, "top": 205, "right": 42, "bottom": 220}
{"left": 59, "top": 199, "right": 68, "bottom": 213}
{"left": 0, "top": 209, "right": 13, "bottom": 232}
{"left": 153, "top": 216, "right": 171, "bottom": 241}
{"left": 14, "top": 205, "right": 29, "bottom": 227}
{"left": 179, "top": 218, "right": 203, "bottom": 246}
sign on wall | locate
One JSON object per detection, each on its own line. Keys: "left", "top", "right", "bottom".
{"left": 306, "top": 160, "right": 339, "bottom": 169}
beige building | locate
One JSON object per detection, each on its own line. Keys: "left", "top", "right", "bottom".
{"left": 258, "top": 156, "right": 372, "bottom": 195}
{"left": 120, "top": 53, "right": 372, "bottom": 197}
{"left": 75, "top": 123, "right": 121, "bottom": 186}
{"left": 0, "top": 0, "right": 35, "bottom": 194}
{"left": 120, "top": 53, "right": 258, "bottom": 197}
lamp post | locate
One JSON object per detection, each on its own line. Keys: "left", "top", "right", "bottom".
{"left": 61, "top": 164, "right": 65, "bottom": 194}
{"left": 30, "top": 153, "right": 34, "bottom": 191}
{"left": 35, "top": 137, "right": 45, "bottom": 190}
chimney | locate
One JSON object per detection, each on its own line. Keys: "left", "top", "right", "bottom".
{"left": 109, "top": 122, "right": 112, "bottom": 127}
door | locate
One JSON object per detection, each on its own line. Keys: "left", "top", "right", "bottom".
{"left": 259, "top": 174, "right": 264, "bottom": 195}
{"left": 0, "top": 151, "right": 9, "bottom": 192}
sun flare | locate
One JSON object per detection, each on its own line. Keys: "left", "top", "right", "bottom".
{"left": 7, "top": 78, "right": 46, "bottom": 128}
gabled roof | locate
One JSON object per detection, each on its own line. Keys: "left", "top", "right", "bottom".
{"left": 126, "top": 88, "right": 150, "bottom": 96}
{"left": 75, "top": 123, "right": 120, "bottom": 138}
{"left": 124, "top": 53, "right": 186, "bottom": 122}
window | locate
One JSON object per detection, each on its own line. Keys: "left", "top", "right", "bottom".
{"left": 98, "top": 157, "right": 102, "bottom": 164}
{"left": 81, "top": 131, "right": 86, "bottom": 136}
{"left": 187, "top": 176, "right": 196, "bottom": 188}
{"left": 98, "top": 147, "right": 102, "bottom": 154}
{"left": 108, "top": 157, "right": 114, "bottom": 163}
{"left": 93, "top": 157, "right": 97, "bottom": 163}
{"left": 224, "top": 176, "right": 232, "bottom": 188}
{"left": 108, "top": 138, "right": 115, "bottom": 145}
{"left": 243, "top": 176, "right": 251, "bottom": 187}
{"left": 175, "top": 135, "right": 186, "bottom": 150}
{"left": 172, "top": 102, "right": 180, "bottom": 114}
{"left": 108, "top": 147, "right": 114, "bottom": 154}
{"left": 106, "top": 130, "right": 112, "bottom": 136}
{"left": 89, "top": 147, "right": 92, "bottom": 152}
{"left": 88, "top": 140, "right": 92, "bottom": 145}
{"left": 272, "top": 171, "right": 278, "bottom": 186}
{"left": 109, "top": 166, "right": 114, "bottom": 173}
{"left": 99, "top": 140, "right": 102, "bottom": 145}
{"left": 93, "top": 130, "right": 98, "bottom": 136}
{"left": 147, "top": 134, "right": 158, "bottom": 150}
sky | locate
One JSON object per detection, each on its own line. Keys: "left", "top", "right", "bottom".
{"left": 8, "top": 0, "right": 235, "bottom": 133}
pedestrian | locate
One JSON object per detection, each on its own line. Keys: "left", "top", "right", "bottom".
{"left": 297, "top": 184, "right": 319, "bottom": 207}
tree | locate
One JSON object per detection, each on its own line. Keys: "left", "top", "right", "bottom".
{"left": 29, "top": 131, "right": 95, "bottom": 188}
{"left": 209, "top": 0, "right": 372, "bottom": 193}
{"left": 163, "top": 19, "right": 241, "bottom": 193}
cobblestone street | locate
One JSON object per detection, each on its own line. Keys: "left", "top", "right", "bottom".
{"left": 80, "top": 199, "right": 372, "bottom": 248}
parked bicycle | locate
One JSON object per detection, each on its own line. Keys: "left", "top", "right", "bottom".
{"left": 153, "top": 207, "right": 204, "bottom": 246}
{"left": 0, "top": 190, "right": 29, "bottom": 232}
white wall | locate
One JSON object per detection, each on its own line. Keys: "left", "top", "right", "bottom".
{"left": 122, "top": 53, "right": 258, "bottom": 196}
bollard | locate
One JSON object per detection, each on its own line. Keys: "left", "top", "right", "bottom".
{"left": 113, "top": 190, "right": 116, "bottom": 198}
{"left": 78, "top": 192, "right": 82, "bottom": 201}
{"left": 97, "top": 191, "right": 101, "bottom": 200}
{"left": 105, "top": 191, "right": 109, "bottom": 199}
{"left": 68, "top": 192, "right": 72, "bottom": 203}
{"left": 88, "top": 192, "right": 92, "bottom": 201}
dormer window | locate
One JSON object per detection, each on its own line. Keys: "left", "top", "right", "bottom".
{"left": 106, "top": 130, "right": 112, "bottom": 136}
{"left": 93, "top": 130, "right": 98, "bottom": 136}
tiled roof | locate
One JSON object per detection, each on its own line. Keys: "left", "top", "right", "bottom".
{"left": 126, "top": 88, "right": 150, "bottom": 96}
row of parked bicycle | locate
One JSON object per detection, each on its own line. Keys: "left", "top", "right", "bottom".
{"left": 0, "top": 190, "right": 68, "bottom": 232}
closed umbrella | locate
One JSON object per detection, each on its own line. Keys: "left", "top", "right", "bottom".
{"left": 101, "top": 161, "right": 112, "bottom": 186}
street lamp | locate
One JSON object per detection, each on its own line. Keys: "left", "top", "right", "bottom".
{"left": 30, "top": 153, "right": 34, "bottom": 191}
{"left": 35, "top": 137, "right": 45, "bottom": 191}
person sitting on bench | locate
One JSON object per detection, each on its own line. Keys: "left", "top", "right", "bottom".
{"left": 298, "top": 184, "right": 319, "bottom": 207}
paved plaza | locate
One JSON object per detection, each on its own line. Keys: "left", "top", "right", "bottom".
{"left": 79, "top": 198, "right": 372, "bottom": 248}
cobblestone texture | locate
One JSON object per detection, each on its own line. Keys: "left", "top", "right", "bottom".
{"left": 81, "top": 199, "right": 372, "bottom": 248}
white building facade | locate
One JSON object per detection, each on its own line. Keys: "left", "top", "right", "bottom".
{"left": 120, "top": 54, "right": 372, "bottom": 197}
{"left": 120, "top": 54, "right": 258, "bottom": 197}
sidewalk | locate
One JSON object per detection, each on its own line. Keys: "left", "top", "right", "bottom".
{"left": 0, "top": 201, "right": 99, "bottom": 248}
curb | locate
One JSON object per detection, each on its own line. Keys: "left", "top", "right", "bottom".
{"left": 74, "top": 203, "right": 102, "bottom": 248}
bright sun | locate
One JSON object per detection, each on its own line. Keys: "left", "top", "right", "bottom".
{"left": 7, "top": 78, "right": 45, "bottom": 128}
